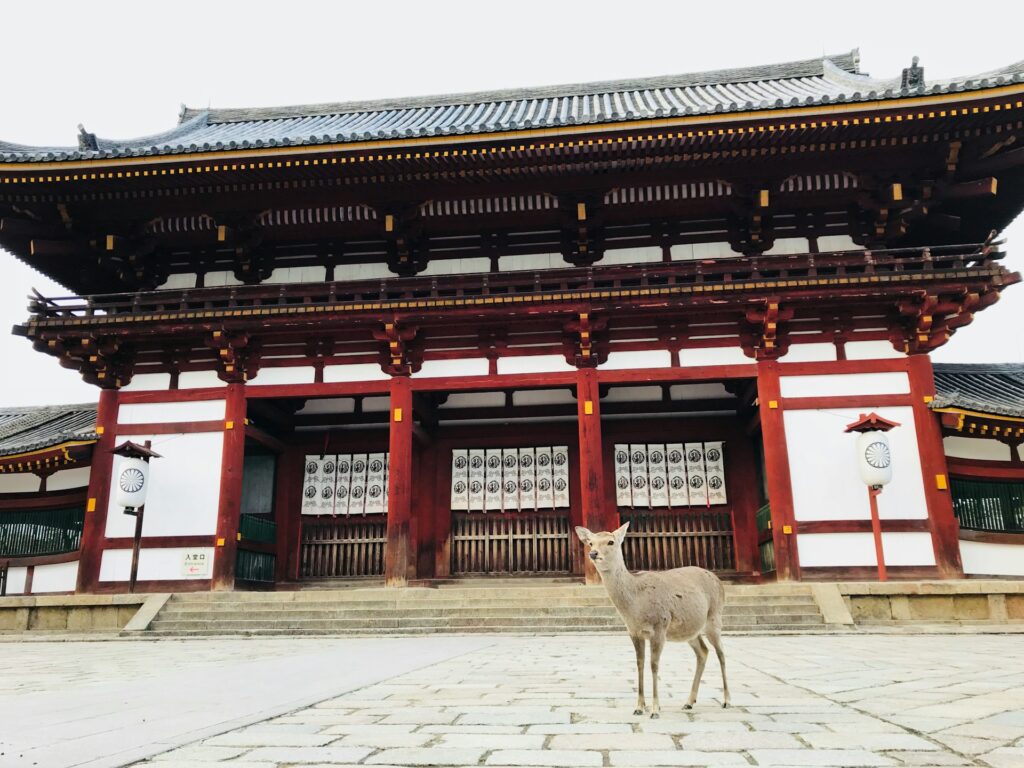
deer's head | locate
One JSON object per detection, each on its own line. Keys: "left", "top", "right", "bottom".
{"left": 575, "top": 522, "right": 629, "bottom": 572}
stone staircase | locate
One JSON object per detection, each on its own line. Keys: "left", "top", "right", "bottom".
{"left": 140, "top": 580, "right": 832, "bottom": 637}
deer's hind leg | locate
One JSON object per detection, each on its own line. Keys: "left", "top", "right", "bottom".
{"left": 705, "top": 626, "right": 730, "bottom": 708}
{"left": 631, "top": 634, "right": 646, "bottom": 715}
{"left": 649, "top": 629, "right": 666, "bottom": 719}
{"left": 684, "top": 635, "right": 709, "bottom": 710}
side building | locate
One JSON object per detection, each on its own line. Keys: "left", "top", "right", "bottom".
{"left": 1, "top": 51, "right": 1023, "bottom": 592}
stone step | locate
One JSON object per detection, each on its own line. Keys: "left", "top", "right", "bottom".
{"left": 165, "top": 593, "right": 818, "bottom": 607}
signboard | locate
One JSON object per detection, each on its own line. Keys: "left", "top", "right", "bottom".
{"left": 181, "top": 550, "right": 212, "bottom": 578}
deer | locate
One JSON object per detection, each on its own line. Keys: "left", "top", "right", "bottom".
{"left": 575, "top": 522, "right": 730, "bottom": 718}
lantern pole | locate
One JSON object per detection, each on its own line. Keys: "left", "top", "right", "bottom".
{"left": 845, "top": 412, "right": 900, "bottom": 584}
{"left": 111, "top": 439, "right": 162, "bottom": 594}
{"left": 867, "top": 486, "right": 887, "bottom": 581}
{"left": 125, "top": 439, "right": 152, "bottom": 593}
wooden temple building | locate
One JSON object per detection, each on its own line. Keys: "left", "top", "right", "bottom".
{"left": 2, "top": 50, "right": 1024, "bottom": 595}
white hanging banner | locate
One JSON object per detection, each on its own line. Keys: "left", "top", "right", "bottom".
{"left": 613, "top": 444, "right": 632, "bottom": 507}
{"left": 382, "top": 453, "right": 390, "bottom": 514}
{"left": 365, "top": 453, "right": 387, "bottom": 515}
{"left": 552, "top": 446, "right": 570, "bottom": 508}
{"left": 518, "top": 448, "right": 537, "bottom": 511}
{"left": 502, "top": 448, "right": 520, "bottom": 511}
{"left": 450, "top": 449, "right": 470, "bottom": 511}
{"left": 704, "top": 442, "right": 728, "bottom": 506}
{"left": 318, "top": 454, "right": 339, "bottom": 515}
{"left": 684, "top": 442, "right": 708, "bottom": 507}
{"left": 335, "top": 454, "right": 353, "bottom": 516}
{"left": 468, "top": 449, "right": 486, "bottom": 512}
{"left": 666, "top": 443, "right": 688, "bottom": 508}
{"left": 349, "top": 453, "right": 368, "bottom": 515}
{"left": 484, "top": 449, "right": 503, "bottom": 511}
{"left": 536, "top": 446, "right": 555, "bottom": 509}
{"left": 301, "top": 455, "right": 321, "bottom": 515}
{"left": 648, "top": 444, "right": 669, "bottom": 508}
{"left": 629, "top": 443, "right": 650, "bottom": 508}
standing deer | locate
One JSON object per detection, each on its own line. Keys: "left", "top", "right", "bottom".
{"left": 575, "top": 522, "right": 730, "bottom": 717}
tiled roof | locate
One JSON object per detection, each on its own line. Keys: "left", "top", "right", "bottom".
{"left": 4, "top": 51, "right": 1024, "bottom": 163}
{"left": 0, "top": 404, "right": 98, "bottom": 457}
{"left": 931, "top": 363, "right": 1024, "bottom": 418}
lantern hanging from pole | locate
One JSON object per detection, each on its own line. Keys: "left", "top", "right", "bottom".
{"left": 844, "top": 413, "right": 901, "bottom": 488}
{"left": 111, "top": 441, "right": 163, "bottom": 511}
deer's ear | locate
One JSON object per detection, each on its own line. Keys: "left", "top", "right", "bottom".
{"left": 612, "top": 522, "right": 630, "bottom": 544}
{"left": 574, "top": 526, "right": 593, "bottom": 544}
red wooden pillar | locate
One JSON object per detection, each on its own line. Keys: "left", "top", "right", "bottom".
{"left": 725, "top": 426, "right": 761, "bottom": 575}
{"left": 273, "top": 448, "right": 301, "bottom": 583}
{"left": 577, "top": 367, "right": 612, "bottom": 584}
{"left": 76, "top": 388, "right": 119, "bottom": 593}
{"left": 385, "top": 375, "right": 414, "bottom": 586}
{"left": 908, "top": 355, "right": 963, "bottom": 578}
{"left": 756, "top": 361, "right": 801, "bottom": 580}
{"left": 212, "top": 383, "right": 246, "bottom": 591}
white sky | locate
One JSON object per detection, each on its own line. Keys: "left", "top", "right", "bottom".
{"left": 1, "top": 0, "right": 1022, "bottom": 406}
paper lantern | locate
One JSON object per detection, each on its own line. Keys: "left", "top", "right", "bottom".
{"left": 856, "top": 430, "right": 893, "bottom": 487}
{"left": 115, "top": 456, "right": 150, "bottom": 509}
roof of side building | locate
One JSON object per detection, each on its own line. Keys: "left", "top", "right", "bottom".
{"left": 0, "top": 404, "right": 98, "bottom": 458}
{"left": 931, "top": 363, "right": 1024, "bottom": 419}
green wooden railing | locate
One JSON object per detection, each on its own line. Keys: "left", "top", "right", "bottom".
{"left": 756, "top": 502, "right": 772, "bottom": 533}
{"left": 0, "top": 507, "right": 85, "bottom": 557}
{"left": 951, "top": 478, "right": 1024, "bottom": 533}
{"left": 239, "top": 515, "right": 277, "bottom": 543}
{"left": 235, "top": 549, "right": 276, "bottom": 583}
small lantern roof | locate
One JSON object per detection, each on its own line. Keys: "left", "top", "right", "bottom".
{"left": 111, "top": 440, "right": 162, "bottom": 459}
{"left": 844, "top": 412, "right": 901, "bottom": 433}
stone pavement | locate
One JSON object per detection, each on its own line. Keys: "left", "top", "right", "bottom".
{"left": 2, "top": 634, "right": 1023, "bottom": 768}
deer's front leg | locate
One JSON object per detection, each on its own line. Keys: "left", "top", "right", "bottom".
{"left": 649, "top": 631, "right": 666, "bottom": 719}
{"left": 631, "top": 634, "right": 646, "bottom": 715}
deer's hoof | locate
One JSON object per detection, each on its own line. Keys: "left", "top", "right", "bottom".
{"left": 683, "top": 703, "right": 693, "bottom": 710}
{"left": 633, "top": 708, "right": 645, "bottom": 716}
{"left": 650, "top": 712, "right": 660, "bottom": 720}
{"left": 722, "top": 702, "right": 730, "bottom": 709}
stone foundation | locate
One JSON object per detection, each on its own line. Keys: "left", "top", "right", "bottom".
{"left": 836, "top": 580, "right": 1024, "bottom": 624}
{"left": 0, "top": 595, "right": 148, "bottom": 632}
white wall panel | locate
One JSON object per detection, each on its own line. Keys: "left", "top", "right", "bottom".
{"left": 362, "top": 396, "right": 391, "bottom": 412}
{"left": 248, "top": 366, "right": 316, "bottom": 385}
{"left": 678, "top": 347, "right": 750, "bottom": 367}
{"left": 121, "top": 373, "right": 173, "bottom": 392}
{"left": 0, "top": 474, "right": 41, "bottom": 493}
{"left": 298, "top": 398, "right": 357, "bottom": 415}
{"left": 779, "top": 343, "right": 837, "bottom": 363}
{"left": 100, "top": 547, "right": 215, "bottom": 581}
{"left": 784, "top": 407, "right": 927, "bottom": 521}
{"left": 265, "top": 266, "right": 327, "bottom": 284}
{"left": 323, "top": 363, "right": 390, "bottom": 383}
{"left": 881, "top": 532, "right": 936, "bottom": 566}
{"left": 105, "top": 432, "right": 224, "bottom": 538}
{"left": 779, "top": 372, "right": 909, "bottom": 398}
{"left": 119, "top": 399, "right": 226, "bottom": 425}
{"left": 513, "top": 389, "right": 576, "bottom": 406}
{"left": 603, "top": 386, "right": 663, "bottom": 403}
{"left": 203, "top": 271, "right": 244, "bottom": 287}
{"left": 178, "top": 371, "right": 227, "bottom": 389}
{"left": 961, "top": 540, "right": 1024, "bottom": 576}
{"left": 798, "top": 532, "right": 877, "bottom": 567}
{"left": 601, "top": 246, "right": 662, "bottom": 265}
{"left": 420, "top": 257, "right": 490, "bottom": 276}
{"left": 943, "top": 436, "right": 1012, "bottom": 462}
{"left": 497, "top": 355, "right": 575, "bottom": 375}
{"left": 603, "top": 350, "right": 672, "bottom": 370}
{"left": 763, "top": 237, "right": 810, "bottom": 255}
{"left": 335, "top": 263, "right": 393, "bottom": 281}
{"left": 413, "top": 358, "right": 489, "bottom": 378}
{"left": 157, "top": 273, "right": 197, "bottom": 290}
{"left": 47, "top": 466, "right": 91, "bottom": 491}
{"left": 844, "top": 341, "right": 905, "bottom": 360}
{"left": 4, "top": 566, "right": 27, "bottom": 594}
{"left": 672, "top": 242, "right": 736, "bottom": 261}
{"left": 441, "top": 392, "right": 505, "bottom": 409}
{"left": 31, "top": 561, "right": 79, "bottom": 593}
{"left": 500, "top": 253, "right": 560, "bottom": 271}
{"left": 817, "top": 235, "right": 862, "bottom": 251}
{"left": 670, "top": 383, "right": 733, "bottom": 400}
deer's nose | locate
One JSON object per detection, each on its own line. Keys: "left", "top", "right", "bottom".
{"left": 589, "top": 551, "right": 599, "bottom": 560}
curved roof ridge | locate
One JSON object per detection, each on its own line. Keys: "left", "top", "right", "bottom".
{"left": 180, "top": 51, "right": 859, "bottom": 125}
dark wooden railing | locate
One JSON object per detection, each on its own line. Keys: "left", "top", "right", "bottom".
{"left": 301, "top": 516, "right": 386, "bottom": 578}
{"left": 450, "top": 511, "right": 572, "bottom": 575}
{"left": 952, "top": 478, "right": 1024, "bottom": 533}
{"left": 23, "top": 241, "right": 1000, "bottom": 324}
{"left": 621, "top": 509, "right": 734, "bottom": 572}
{"left": 0, "top": 507, "right": 85, "bottom": 557}
{"left": 235, "top": 515, "right": 277, "bottom": 584}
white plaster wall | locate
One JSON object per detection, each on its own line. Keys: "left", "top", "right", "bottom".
{"left": 3, "top": 567, "right": 27, "bottom": 594}
{"left": 671, "top": 383, "right": 733, "bottom": 400}
{"left": 157, "top": 273, "right": 197, "bottom": 290}
{"left": 603, "top": 350, "right": 672, "bottom": 370}
{"left": 420, "top": 258, "right": 490, "bottom": 276}
{"left": 47, "top": 466, "right": 91, "bottom": 491}
{"left": 119, "top": 399, "right": 226, "bottom": 425}
{"left": 604, "top": 386, "right": 663, "bottom": 403}
{"left": 763, "top": 237, "right": 810, "bottom": 256}
{"left": 298, "top": 398, "right": 357, "bottom": 415}
{"left": 601, "top": 246, "right": 662, "bottom": 265}
{"left": 784, "top": 406, "right": 928, "bottom": 521}
{"left": 121, "top": 373, "right": 173, "bottom": 392}
{"left": 671, "top": 242, "right": 736, "bottom": 261}
{"left": 960, "top": 540, "right": 1024, "bottom": 576}
{"left": 335, "top": 263, "right": 393, "bottom": 281}
{"left": 500, "top": 253, "right": 561, "bottom": 271}
{"left": 248, "top": 366, "right": 317, "bottom": 385}
{"left": 943, "top": 436, "right": 1012, "bottom": 462}
{"left": 678, "top": 347, "right": 750, "bottom": 367}
{"left": 265, "top": 266, "right": 327, "bottom": 284}
{"left": 798, "top": 532, "right": 878, "bottom": 567}
{"left": 0, "top": 474, "right": 41, "bottom": 493}
{"left": 441, "top": 392, "right": 506, "bottom": 409}
{"left": 779, "top": 371, "right": 909, "bottom": 398}
{"left": 203, "top": 271, "right": 244, "bottom": 287}
{"left": 30, "top": 561, "right": 79, "bottom": 593}
{"left": 497, "top": 355, "right": 575, "bottom": 375}
{"left": 844, "top": 341, "right": 905, "bottom": 360}
{"left": 514, "top": 389, "right": 576, "bottom": 406}
{"left": 779, "top": 343, "right": 837, "bottom": 363}
{"left": 100, "top": 547, "right": 215, "bottom": 581}
{"left": 881, "top": 532, "right": 936, "bottom": 566}
{"left": 323, "top": 363, "right": 390, "bottom": 383}
{"left": 105, "top": 432, "right": 224, "bottom": 538}
{"left": 817, "top": 235, "right": 862, "bottom": 251}
{"left": 412, "top": 358, "right": 489, "bottom": 378}
{"left": 178, "top": 371, "right": 227, "bottom": 389}
{"left": 362, "top": 396, "right": 391, "bottom": 412}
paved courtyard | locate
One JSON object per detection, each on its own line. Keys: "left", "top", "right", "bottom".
{"left": 1, "top": 634, "right": 1022, "bottom": 768}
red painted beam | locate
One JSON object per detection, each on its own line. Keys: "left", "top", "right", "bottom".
{"left": 212, "top": 383, "right": 247, "bottom": 591}
{"left": 577, "top": 367, "right": 612, "bottom": 584}
{"left": 384, "top": 376, "right": 414, "bottom": 586}
{"left": 781, "top": 394, "right": 914, "bottom": 410}
{"left": 115, "top": 420, "right": 225, "bottom": 436}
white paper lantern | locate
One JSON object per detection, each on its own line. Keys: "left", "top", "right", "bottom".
{"left": 856, "top": 431, "right": 893, "bottom": 487}
{"left": 115, "top": 457, "right": 150, "bottom": 509}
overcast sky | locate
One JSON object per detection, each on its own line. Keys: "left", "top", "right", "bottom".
{"left": 1, "top": 0, "right": 1021, "bottom": 406}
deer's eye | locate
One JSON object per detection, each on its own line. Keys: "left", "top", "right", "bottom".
{"left": 606, "top": 541, "right": 615, "bottom": 546}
